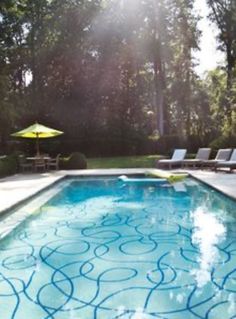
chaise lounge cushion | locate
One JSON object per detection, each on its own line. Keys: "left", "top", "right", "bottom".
{"left": 201, "top": 148, "right": 232, "bottom": 167}
{"left": 215, "top": 149, "right": 236, "bottom": 171}
{"left": 182, "top": 148, "right": 211, "bottom": 168}
{"left": 156, "top": 149, "right": 187, "bottom": 169}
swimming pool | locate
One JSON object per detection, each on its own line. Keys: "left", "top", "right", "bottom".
{"left": 0, "top": 176, "right": 236, "bottom": 319}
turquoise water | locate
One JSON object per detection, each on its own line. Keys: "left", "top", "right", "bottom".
{"left": 0, "top": 177, "right": 236, "bottom": 319}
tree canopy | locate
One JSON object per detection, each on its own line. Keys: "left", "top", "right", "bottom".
{"left": 0, "top": 0, "right": 235, "bottom": 156}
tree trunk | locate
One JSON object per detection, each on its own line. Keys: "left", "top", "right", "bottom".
{"left": 152, "top": 0, "right": 165, "bottom": 136}
{"left": 153, "top": 57, "right": 164, "bottom": 136}
{"left": 226, "top": 43, "right": 234, "bottom": 129}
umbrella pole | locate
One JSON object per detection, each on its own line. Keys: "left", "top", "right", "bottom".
{"left": 36, "top": 133, "right": 40, "bottom": 156}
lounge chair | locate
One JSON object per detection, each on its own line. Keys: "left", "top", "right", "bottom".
{"left": 182, "top": 148, "right": 211, "bottom": 168}
{"left": 201, "top": 148, "right": 232, "bottom": 169}
{"left": 215, "top": 149, "right": 236, "bottom": 172}
{"left": 156, "top": 149, "right": 187, "bottom": 169}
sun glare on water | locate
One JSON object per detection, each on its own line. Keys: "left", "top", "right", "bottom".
{"left": 191, "top": 207, "right": 226, "bottom": 287}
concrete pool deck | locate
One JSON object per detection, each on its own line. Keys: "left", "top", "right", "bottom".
{"left": 0, "top": 168, "right": 235, "bottom": 215}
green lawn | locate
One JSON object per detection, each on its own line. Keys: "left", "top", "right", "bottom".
{"left": 87, "top": 155, "right": 163, "bottom": 169}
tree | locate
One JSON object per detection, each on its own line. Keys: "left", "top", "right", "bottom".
{"left": 0, "top": 0, "right": 27, "bottom": 149}
{"left": 207, "top": 0, "right": 236, "bottom": 128}
{"left": 0, "top": 0, "right": 216, "bottom": 155}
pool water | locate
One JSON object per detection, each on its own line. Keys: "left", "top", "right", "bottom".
{"left": 0, "top": 177, "right": 236, "bottom": 319}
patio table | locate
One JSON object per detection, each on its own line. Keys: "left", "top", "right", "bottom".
{"left": 26, "top": 156, "right": 51, "bottom": 171}
{"left": 26, "top": 156, "right": 51, "bottom": 161}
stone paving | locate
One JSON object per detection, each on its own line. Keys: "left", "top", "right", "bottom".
{"left": 190, "top": 170, "right": 236, "bottom": 200}
{"left": 0, "top": 168, "right": 235, "bottom": 216}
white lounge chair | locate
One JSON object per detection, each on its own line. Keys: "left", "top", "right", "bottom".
{"left": 215, "top": 149, "right": 236, "bottom": 172}
{"left": 182, "top": 148, "right": 211, "bottom": 168}
{"left": 201, "top": 148, "right": 232, "bottom": 169}
{"left": 156, "top": 149, "right": 187, "bottom": 170}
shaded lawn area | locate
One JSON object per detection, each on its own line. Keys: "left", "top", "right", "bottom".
{"left": 87, "top": 155, "right": 163, "bottom": 169}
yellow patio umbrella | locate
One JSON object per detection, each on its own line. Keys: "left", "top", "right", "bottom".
{"left": 11, "top": 122, "right": 63, "bottom": 155}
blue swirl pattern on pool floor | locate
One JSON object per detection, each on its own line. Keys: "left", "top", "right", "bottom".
{"left": 0, "top": 178, "right": 236, "bottom": 319}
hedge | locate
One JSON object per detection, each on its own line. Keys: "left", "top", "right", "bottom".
{"left": 0, "top": 155, "right": 18, "bottom": 178}
{"left": 59, "top": 152, "right": 87, "bottom": 170}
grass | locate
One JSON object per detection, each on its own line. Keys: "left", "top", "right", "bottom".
{"left": 87, "top": 155, "right": 163, "bottom": 169}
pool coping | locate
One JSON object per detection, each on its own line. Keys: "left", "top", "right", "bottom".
{"left": 189, "top": 171, "right": 236, "bottom": 202}
{"left": 0, "top": 168, "right": 235, "bottom": 218}
{"left": 0, "top": 175, "right": 66, "bottom": 218}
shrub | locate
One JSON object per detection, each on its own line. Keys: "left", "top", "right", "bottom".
{"left": 60, "top": 152, "right": 87, "bottom": 170}
{"left": 0, "top": 154, "right": 18, "bottom": 178}
{"left": 209, "top": 134, "right": 236, "bottom": 150}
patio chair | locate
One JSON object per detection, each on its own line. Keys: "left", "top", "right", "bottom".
{"left": 156, "top": 149, "right": 187, "bottom": 170}
{"left": 47, "top": 154, "right": 60, "bottom": 170}
{"left": 18, "top": 155, "right": 33, "bottom": 173}
{"left": 34, "top": 157, "right": 46, "bottom": 172}
{"left": 182, "top": 148, "right": 211, "bottom": 169}
{"left": 215, "top": 149, "right": 236, "bottom": 172}
{"left": 201, "top": 148, "right": 232, "bottom": 169}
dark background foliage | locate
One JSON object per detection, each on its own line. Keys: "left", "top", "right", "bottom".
{"left": 0, "top": 0, "right": 235, "bottom": 156}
